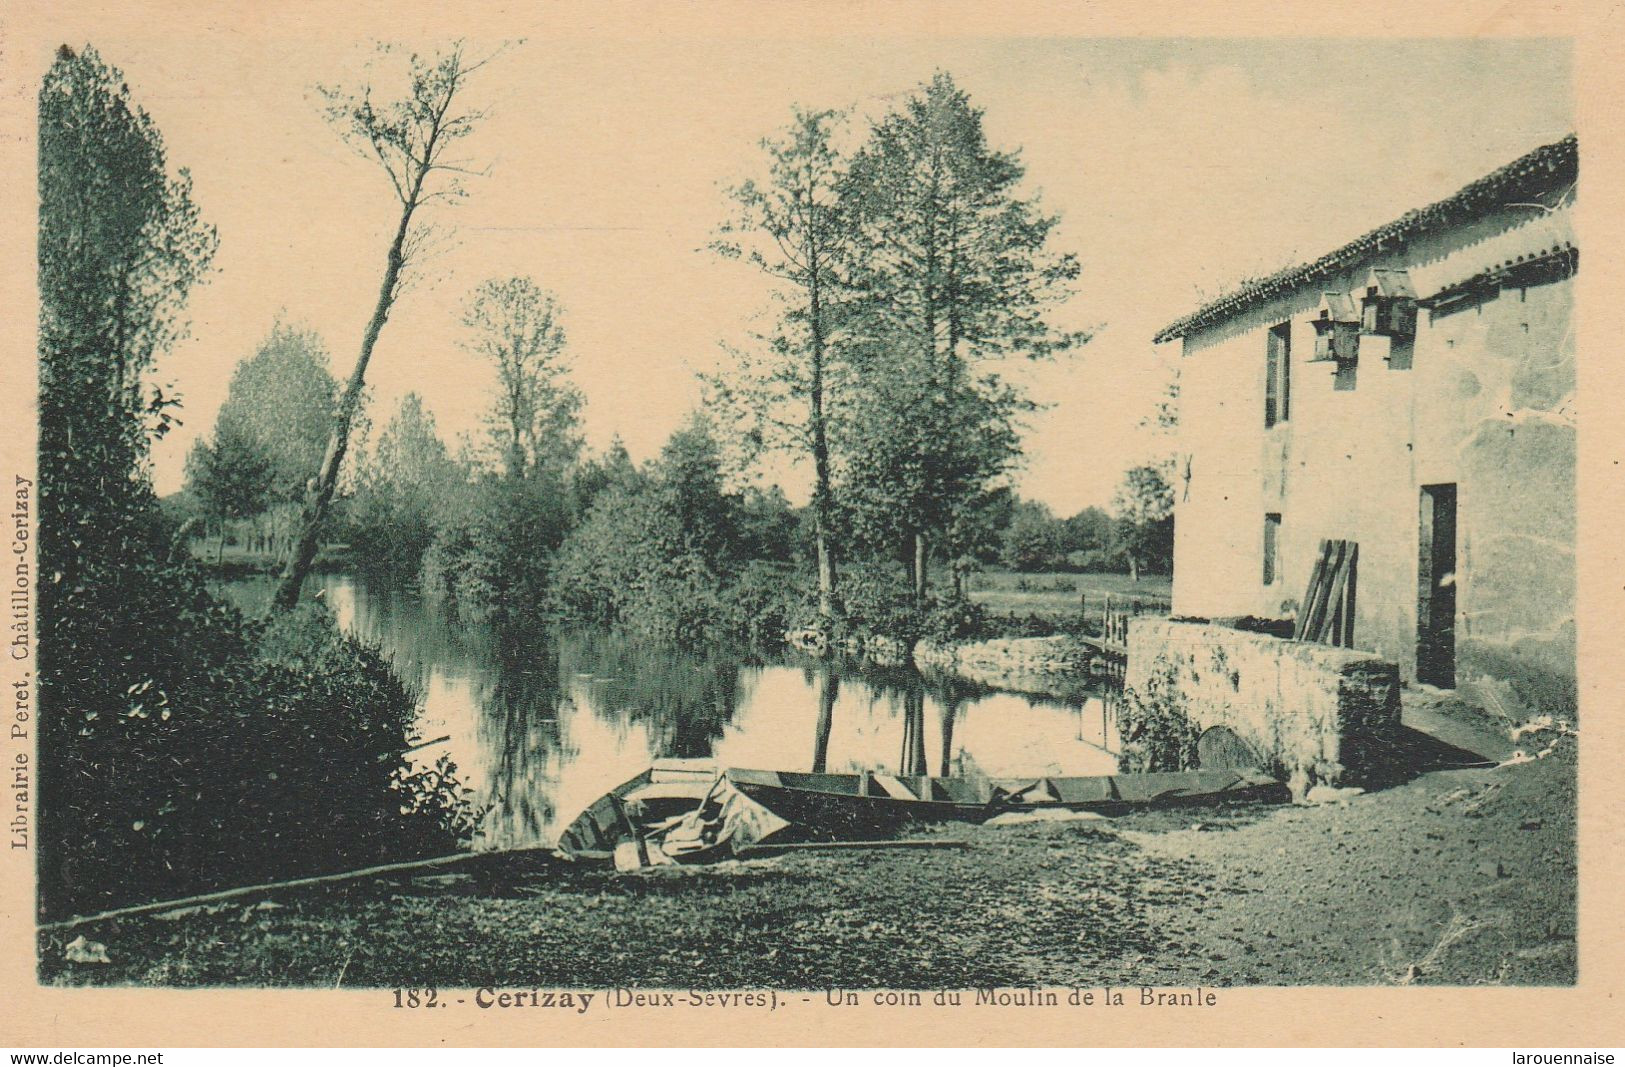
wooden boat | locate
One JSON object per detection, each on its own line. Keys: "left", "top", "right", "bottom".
{"left": 723, "top": 769, "right": 996, "bottom": 835}
{"left": 725, "top": 766, "right": 1287, "bottom": 833}
{"left": 554, "top": 759, "right": 717, "bottom": 860}
{"left": 561, "top": 762, "right": 1290, "bottom": 859}
{"left": 987, "top": 767, "right": 1290, "bottom": 814}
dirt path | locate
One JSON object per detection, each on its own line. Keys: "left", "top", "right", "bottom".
{"left": 1125, "top": 738, "right": 1576, "bottom": 985}
{"left": 38, "top": 739, "right": 1575, "bottom": 989}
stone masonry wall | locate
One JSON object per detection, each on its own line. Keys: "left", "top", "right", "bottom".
{"left": 912, "top": 636, "right": 1097, "bottom": 700}
{"left": 1124, "top": 618, "right": 1401, "bottom": 794}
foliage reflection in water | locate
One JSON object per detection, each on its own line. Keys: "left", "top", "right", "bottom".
{"left": 221, "top": 574, "right": 1121, "bottom": 850}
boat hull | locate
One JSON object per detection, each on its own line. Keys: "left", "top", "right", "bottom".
{"left": 560, "top": 764, "right": 1291, "bottom": 859}
{"left": 726, "top": 766, "right": 1288, "bottom": 831}
{"left": 726, "top": 769, "right": 993, "bottom": 835}
{"left": 555, "top": 760, "right": 718, "bottom": 859}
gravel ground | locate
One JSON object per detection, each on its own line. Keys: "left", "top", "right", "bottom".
{"left": 38, "top": 734, "right": 1575, "bottom": 989}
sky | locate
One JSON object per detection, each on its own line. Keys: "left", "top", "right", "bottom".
{"left": 42, "top": 32, "right": 1572, "bottom": 513}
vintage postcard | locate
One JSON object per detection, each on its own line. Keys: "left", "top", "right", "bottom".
{"left": 1, "top": 0, "right": 1622, "bottom": 1050}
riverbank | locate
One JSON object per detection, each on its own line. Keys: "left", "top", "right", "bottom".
{"left": 914, "top": 635, "right": 1103, "bottom": 699}
{"left": 38, "top": 730, "right": 1574, "bottom": 988}
{"left": 186, "top": 543, "right": 355, "bottom": 579}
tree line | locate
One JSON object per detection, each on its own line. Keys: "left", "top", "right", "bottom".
{"left": 181, "top": 62, "right": 1175, "bottom": 644}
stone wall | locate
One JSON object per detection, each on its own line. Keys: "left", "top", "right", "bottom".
{"left": 913, "top": 636, "right": 1099, "bottom": 699}
{"left": 1124, "top": 618, "right": 1401, "bottom": 794}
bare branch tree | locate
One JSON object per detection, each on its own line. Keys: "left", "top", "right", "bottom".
{"left": 274, "top": 39, "right": 508, "bottom": 610}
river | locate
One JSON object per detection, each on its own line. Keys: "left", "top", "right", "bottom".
{"left": 221, "top": 573, "right": 1121, "bottom": 851}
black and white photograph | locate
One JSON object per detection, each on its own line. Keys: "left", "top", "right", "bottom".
{"left": 2, "top": 0, "right": 1615, "bottom": 1051}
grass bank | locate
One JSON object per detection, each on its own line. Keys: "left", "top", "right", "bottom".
{"left": 39, "top": 736, "right": 1573, "bottom": 988}
{"left": 967, "top": 571, "right": 1171, "bottom": 622}
{"left": 184, "top": 542, "right": 354, "bottom": 577}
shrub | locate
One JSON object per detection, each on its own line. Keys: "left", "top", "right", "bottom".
{"left": 621, "top": 555, "right": 731, "bottom": 647}
{"left": 41, "top": 559, "right": 474, "bottom": 917}
{"left": 832, "top": 562, "right": 921, "bottom": 641}
{"left": 1116, "top": 665, "right": 1202, "bottom": 773}
{"left": 422, "top": 472, "right": 572, "bottom": 623}
{"left": 725, "top": 561, "right": 816, "bottom": 646}
{"left": 919, "top": 591, "right": 988, "bottom": 643}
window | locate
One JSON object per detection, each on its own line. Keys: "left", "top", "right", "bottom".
{"left": 1263, "top": 513, "right": 1282, "bottom": 586}
{"left": 1265, "top": 322, "right": 1291, "bottom": 427}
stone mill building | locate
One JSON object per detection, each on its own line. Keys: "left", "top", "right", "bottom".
{"left": 1151, "top": 134, "right": 1577, "bottom": 720}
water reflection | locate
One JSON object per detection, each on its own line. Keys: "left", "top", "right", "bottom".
{"left": 220, "top": 574, "right": 1121, "bottom": 851}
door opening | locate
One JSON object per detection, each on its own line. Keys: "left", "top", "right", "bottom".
{"left": 1417, "top": 483, "right": 1458, "bottom": 688}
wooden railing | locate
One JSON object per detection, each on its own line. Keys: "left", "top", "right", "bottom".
{"left": 1081, "top": 592, "right": 1171, "bottom": 651}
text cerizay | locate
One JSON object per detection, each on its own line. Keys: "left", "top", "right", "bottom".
{"left": 474, "top": 989, "right": 594, "bottom": 1013}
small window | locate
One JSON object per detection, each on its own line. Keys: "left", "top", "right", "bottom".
{"left": 1263, "top": 513, "right": 1282, "bottom": 585}
{"left": 1265, "top": 322, "right": 1291, "bottom": 428}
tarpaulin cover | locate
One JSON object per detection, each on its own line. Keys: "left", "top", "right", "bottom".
{"left": 619, "top": 774, "right": 790, "bottom": 870}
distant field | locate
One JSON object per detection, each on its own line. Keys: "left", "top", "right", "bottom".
{"left": 967, "top": 570, "right": 1171, "bottom": 620}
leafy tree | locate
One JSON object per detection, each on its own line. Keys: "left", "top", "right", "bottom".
{"left": 431, "top": 467, "right": 574, "bottom": 620}
{"left": 217, "top": 322, "right": 338, "bottom": 503}
{"left": 710, "top": 108, "right": 854, "bottom": 620}
{"left": 943, "top": 484, "right": 1014, "bottom": 590}
{"left": 1000, "top": 497, "right": 1063, "bottom": 572}
{"left": 38, "top": 44, "right": 217, "bottom": 590}
{"left": 550, "top": 416, "right": 749, "bottom": 644}
{"left": 839, "top": 72, "right": 1086, "bottom": 601}
{"left": 38, "top": 41, "right": 223, "bottom": 914}
{"left": 1061, "top": 505, "right": 1120, "bottom": 571}
{"left": 569, "top": 435, "right": 637, "bottom": 517}
{"left": 1102, "top": 360, "right": 1183, "bottom": 580}
{"left": 547, "top": 474, "right": 655, "bottom": 628}
{"left": 836, "top": 333, "right": 1027, "bottom": 598}
{"left": 736, "top": 484, "right": 801, "bottom": 564}
{"left": 643, "top": 415, "right": 744, "bottom": 568}
{"left": 461, "top": 276, "right": 580, "bottom": 478}
{"left": 421, "top": 277, "right": 582, "bottom": 618}
{"left": 1112, "top": 463, "right": 1175, "bottom": 581}
{"left": 276, "top": 41, "right": 503, "bottom": 610}
{"left": 350, "top": 391, "right": 466, "bottom": 572}
{"left": 195, "top": 321, "right": 338, "bottom": 560}
{"left": 184, "top": 418, "right": 273, "bottom": 561}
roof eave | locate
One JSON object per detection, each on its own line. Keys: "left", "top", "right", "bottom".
{"left": 1153, "top": 133, "right": 1577, "bottom": 346}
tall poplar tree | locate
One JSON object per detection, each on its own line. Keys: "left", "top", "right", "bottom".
{"left": 350, "top": 391, "right": 465, "bottom": 572}
{"left": 709, "top": 108, "right": 853, "bottom": 621}
{"left": 840, "top": 72, "right": 1087, "bottom": 602}
{"left": 37, "top": 43, "right": 218, "bottom": 914}
{"left": 38, "top": 44, "right": 217, "bottom": 584}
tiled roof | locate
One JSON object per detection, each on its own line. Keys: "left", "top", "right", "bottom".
{"left": 1153, "top": 134, "right": 1577, "bottom": 344}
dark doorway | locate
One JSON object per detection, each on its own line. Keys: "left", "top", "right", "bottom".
{"left": 1417, "top": 484, "right": 1458, "bottom": 688}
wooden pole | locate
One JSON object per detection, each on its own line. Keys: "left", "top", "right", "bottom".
{"left": 41, "top": 836, "right": 975, "bottom": 933}
{"left": 738, "top": 839, "right": 970, "bottom": 855}
{"left": 39, "top": 846, "right": 552, "bottom": 934}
